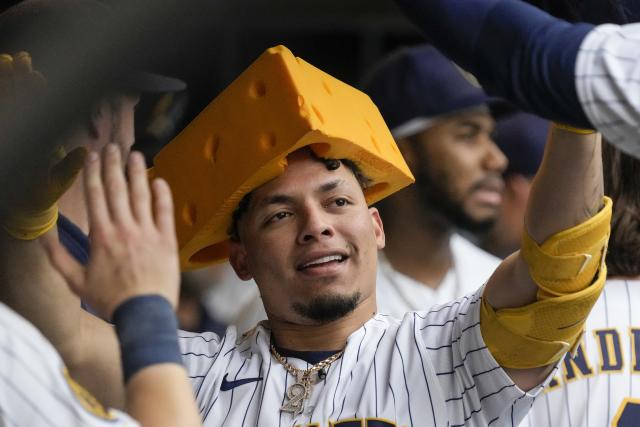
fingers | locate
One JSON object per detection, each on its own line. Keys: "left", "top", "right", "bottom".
{"left": 152, "top": 177, "right": 176, "bottom": 238}
{"left": 40, "top": 234, "right": 86, "bottom": 297}
{"left": 102, "top": 144, "right": 133, "bottom": 225}
{"left": 128, "top": 151, "right": 153, "bottom": 226}
{"left": 84, "top": 150, "right": 111, "bottom": 235}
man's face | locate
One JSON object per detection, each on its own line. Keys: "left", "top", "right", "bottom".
{"left": 229, "top": 150, "right": 385, "bottom": 326}
{"left": 408, "top": 110, "right": 507, "bottom": 232}
{"left": 110, "top": 94, "right": 139, "bottom": 160}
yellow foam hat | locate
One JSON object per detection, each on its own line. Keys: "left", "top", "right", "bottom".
{"left": 151, "top": 45, "right": 414, "bottom": 270}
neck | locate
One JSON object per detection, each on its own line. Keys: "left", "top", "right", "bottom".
{"left": 58, "top": 178, "right": 89, "bottom": 234}
{"left": 382, "top": 189, "right": 454, "bottom": 289}
{"left": 267, "top": 294, "right": 376, "bottom": 351}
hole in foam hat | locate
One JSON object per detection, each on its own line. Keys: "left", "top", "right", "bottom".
{"left": 203, "top": 134, "right": 220, "bottom": 163}
{"left": 249, "top": 80, "right": 267, "bottom": 98}
{"left": 322, "top": 80, "right": 332, "bottom": 95}
{"left": 259, "top": 132, "right": 277, "bottom": 151}
{"left": 312, "top": 105, "right": 325, "bottom": 124}
{"left": 182, "top": 203, "right": 197, "bottom": 226}
{"left": 370, "top": 135, "right": 380, "bottom": 153}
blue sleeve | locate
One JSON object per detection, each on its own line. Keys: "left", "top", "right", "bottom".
{"left": 395, "top": 0, "right": 595, "bottom": 127}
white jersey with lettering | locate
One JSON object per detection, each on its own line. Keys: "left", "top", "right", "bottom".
{"left": 520, "top": 279, "right": 640, "bottom": 427}
{"left": 180, "top": 286, "right": 554, "bottom": 426}
{"left": 576, "top": 23, "right": 640, "bottom": 158}
{"left": 0, "top": 302, "right": 139, "bottom": 427}
{"left": 376, "top": 234, "right": 500, "bottom": 318}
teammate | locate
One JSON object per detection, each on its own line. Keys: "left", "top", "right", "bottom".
{"left": 393, "top": 0, "right": 640, "bottom": 159}
{"left": 360, "top": 44, "right": 504, "bottom": 317}
{"left": 18, "top": 45, "right": 609, "bottom": 426}
{"left": 519, "top": 141, "right": 640, "bottom": 427}
{"left": 0, "top": 145, "right": 201, "bottom": 427}
{"left": 481, "top": 112, "right": 549, "bottom": 258}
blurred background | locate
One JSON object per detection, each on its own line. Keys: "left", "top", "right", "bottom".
{"left": 2, "top": 0, "right": 423, "bottom": 159}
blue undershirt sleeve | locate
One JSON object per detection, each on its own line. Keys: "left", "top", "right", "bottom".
{"left": 395, "top": 0, "right": 595, "bottom": 126}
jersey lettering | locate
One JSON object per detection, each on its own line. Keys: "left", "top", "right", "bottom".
{"left": 630, "top": 328, "right": 640, "bottom": 373}
{"left": 594, "top": 329, "right": 624, "bottom": 372}
{"left": 562, "top": 343, "right": 594, "bottom": 382}
{"left": 612, "top": 398, "right": 640, "bottom": 427}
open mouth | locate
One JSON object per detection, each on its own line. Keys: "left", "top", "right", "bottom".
{"left": 297, "top": 254, "right": 349, "bottom": 271}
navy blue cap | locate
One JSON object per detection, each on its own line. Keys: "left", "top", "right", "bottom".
{"left": 494, "top": 112, "right": 549, "bottom": 177}
{"left": 361, "top": 44, "right": 504, "bottom": 138}
{"left": 362, "top": 44, "right": 506, "bottom": 138}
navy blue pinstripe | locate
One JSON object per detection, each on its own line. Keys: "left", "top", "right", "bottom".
{"left": 394, "top": 338, "right": 414, "bottom": 427}
{"left": 329, "top": 350, "right": 345, "bottom": 419}
{"left": 254, "top": 356, "right": 272, "bottom": 426}
{"left": 603, "top": 286, "right": 611, "bottom": 422}
{"left": 219, "top": 358, "right": 249, "bottom": 425}
{"left": 241, "top": 363, "right": 263, "bottom": 427}
{"left": 372, "top": 330, "right": 386, "bottom": 418}
{"left": 193, "top": 333, "right": 227, "bottom": 413}
{"left": 412, "top": 313, "right": 436, "bottom": 425}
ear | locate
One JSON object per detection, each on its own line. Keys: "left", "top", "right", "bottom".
{"left": 369, "top": 207, "right": 385, "bottom": 250}
{"left": 228, "top": 240, "right": 254, "bottom": 281}
{"left": 86, "top": 99, "right": 110, "bottom": 140}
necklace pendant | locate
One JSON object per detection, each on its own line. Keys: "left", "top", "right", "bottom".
{"left": 281, "top": 375, "right": 310, "bottom": 415}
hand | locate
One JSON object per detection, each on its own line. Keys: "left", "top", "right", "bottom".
{"left": 0, "top": 51, "right": 86, "bottom": 240}
{"left": 42, "top": 144, "right": 180, "bottom": 320}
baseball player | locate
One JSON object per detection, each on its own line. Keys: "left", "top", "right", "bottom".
{"left": 26, "top": 44, "right": 610, "bottom": 427}
{"left": 519, "top": 142, "right": 640, "bottom": 427}
{"left": 393, "top": 0, "right": 640, "bottom": 159}
{"left": 0, "top": 37, "right": 199, "bottom": 424}
{"left": 360, "top": 44, "right": 504, "bottom": 318}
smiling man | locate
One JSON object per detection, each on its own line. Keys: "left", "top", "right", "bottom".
{"left": 4, "top": 46, "right": 611, "bottom": 426}
{"left": 361, "top": 45, "right": 507, "bottom": 316}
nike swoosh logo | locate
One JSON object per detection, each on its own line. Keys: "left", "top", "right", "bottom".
{"left": 220, "top": 373, "right": 263, "bottom": 391}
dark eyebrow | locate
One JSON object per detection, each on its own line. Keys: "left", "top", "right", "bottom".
{"left": 317, "top": 179, "right": 344, "bottom": 194}
{"left": 254, "top": 179, "right": 346, "bottom": 211}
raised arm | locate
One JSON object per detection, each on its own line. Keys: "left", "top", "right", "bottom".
{"left": 483, "top": 125, "right": 606, "bottom": 390}
{"left": 394, "top": 0, "right": 640, "bottom": 157}
{"left": 42, "top": 146, "right": 200, "bottom": 427}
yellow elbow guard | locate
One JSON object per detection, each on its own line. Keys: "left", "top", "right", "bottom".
{"left": 481, "top": 197, "right": 612, "bottom": 368}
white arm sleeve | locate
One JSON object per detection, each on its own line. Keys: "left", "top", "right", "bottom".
{"left": 576, "top": 23, "right": 640, "bottom": 157}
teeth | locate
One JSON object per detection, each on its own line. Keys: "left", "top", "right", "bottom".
{"left": 302, "top": 255, "right": 343, "bottom": 268}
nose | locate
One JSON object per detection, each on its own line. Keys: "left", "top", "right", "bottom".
{"left": 297, "top": 205, "right": 335, "bottom": 244}
{"left": 482, "top": 137, "right": 508, "bottom": 174}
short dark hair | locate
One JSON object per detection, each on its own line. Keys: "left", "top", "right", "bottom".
{"left": 603, "top": 141, "right": 640, "bottom": 277}
{"left": 228, "top": 153, "right": 371, "bottom": 241}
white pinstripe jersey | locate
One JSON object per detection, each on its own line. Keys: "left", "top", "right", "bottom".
{"left": 520, "top": 279, "right": 640, "bottom": 427}
{"left": 576, "top": 23, "right": 640, "bottom": 158}
{"left": 0, "top": 302, "right": 138, "bottom": 427}
{"left": 180, "top": 287, "right": 553, "bottom": 426}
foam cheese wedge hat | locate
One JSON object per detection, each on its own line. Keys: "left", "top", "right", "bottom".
{"left": 151, "top": 45, "right": 414, "bottom": 270}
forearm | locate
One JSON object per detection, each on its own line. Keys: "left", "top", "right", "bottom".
{"left": 486, "top": 127, "right": 603, "bottom": 308}
{"left": 394, "top": 0, "right": 594, "bottom": 126}
{"left": 126, "top": 365, "right": 201, "bottom": 427}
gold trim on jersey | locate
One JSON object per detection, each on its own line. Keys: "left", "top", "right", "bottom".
{"left": 62, "top": 368, "right": 116, "bottom": 420}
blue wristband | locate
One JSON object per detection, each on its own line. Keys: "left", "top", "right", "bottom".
{"left": 112, "top": 295, "right": 182, "bottom": 383}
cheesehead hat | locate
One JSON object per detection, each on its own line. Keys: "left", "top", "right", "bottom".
{"left": 151, "top": 45, "right": 414, "bottom": 270}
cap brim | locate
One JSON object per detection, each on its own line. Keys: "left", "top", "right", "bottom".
{"left": 121, "top": 70, "right": 186, "bottom": 93}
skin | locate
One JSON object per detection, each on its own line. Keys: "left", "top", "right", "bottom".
{"left": 383, "top": 110, "right": 507, "bottom": 288}
{"left": 59, "top": 93, "right": 139, "bottom": 234}
{"left": 229, "top": 150, "right": 384, "bottom": 350}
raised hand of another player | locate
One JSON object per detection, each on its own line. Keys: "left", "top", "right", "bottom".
{"left": 42, "top": 144, "right": 180, "bottom": 320}
{"left": 0, "top": 51, "right": 86, "bottom": 240}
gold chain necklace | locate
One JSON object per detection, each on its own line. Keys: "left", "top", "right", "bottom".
{"left": 269, "top": 344, "right": 344, "bottom": 415}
